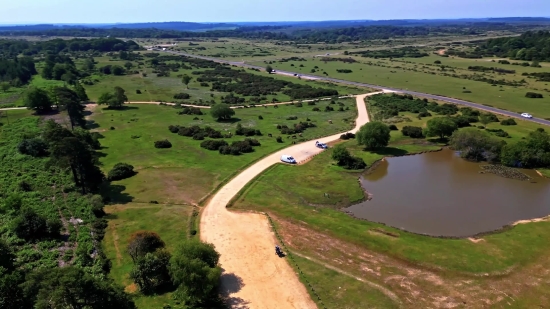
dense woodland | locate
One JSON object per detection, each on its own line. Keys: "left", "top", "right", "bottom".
{"left": 478, "top": 30, "right": 550, "bottom": 61}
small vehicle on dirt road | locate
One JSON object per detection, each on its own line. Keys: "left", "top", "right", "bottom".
{"left": 521, "top": 112, "right": 533, "bottom": 118}
{"left": 315, "top": 141, "right": 328, "bottom": 149}
{"left": 275, "top": 245, "right": 285, "bottom": 257}
{"left": 280, "top": 155, "right": 297, "bottom": 164}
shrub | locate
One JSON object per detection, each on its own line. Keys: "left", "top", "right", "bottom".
{"left": 200, "top": 140, "right": 228, "bottom": 150}
{"left": 230, "top": 140, "right": 253, "bottom": 153}
{"left": 168, "top": 125, "right": 180, "bottom": 133}
{"left": 486, "top": 128, "right": 509, "bottom": 137}
{"left": 286, "top": 116, "right": 298, "bottom": 120}
{"left": 325, "top": 106, "right": 334, "bottom": 112}
{"left": 295, "top": 102, "right": 303, "bottom": 107}
{"left": 525, "top": 92, "right": 543, "bottom": 98}
{"left": 402, "top": 126, "right": 424, "bottom": 138}
{"left": 18, "top": 138, "right": 48, "bottom": 157}
{"left": 244, "top": 138, "right": 261, "bottom": 146}
{"left": 178, "top": 107, "right": 203, "bottom": 115}
{"left": 500, "top": 118, "right": 517, "bottom": 126}
{"left": 307, "top": 101, "right": 316, "bottom": 106}
{"left": 331, "top": 144, "right": 367, "bottom": 170}
{"left": 418, "top": 111, "right": 432, "bottom": 117}
{"left": 12, "top": 207, "right": 60, "bottom": 240}
{"left": 480, "top": 113, "right": 499, "bottom": 124}
{"left": 276, "top": 136, "right": 283, "bottom": 143}
{"left": 235, "top": 124, "right": 260, "bottom": 136}
{"left": 258, "top": 115, "right": 263, "bottom": 120}
{"left": 388, "top": 124, "right": 398, "bottom": 131}
{"left": 136, "top": 89, "right": 142, "bottom": 94}
{"left": 312, "top": 107, "right": 320, "bottom": 111}
{"left": 340, "top": 132, "right": 355, "bottom": 140}
{"left": 173, "top": 93, "right": 191, "bottom": 100}
{"left": 108, "top": 163, "right": 136, "bottom": 181}
{"left": 192, "top": 132, "right": 207, "bottom": 140}
{"left": 154, "top": 140, "right": 172, "bottom": 148}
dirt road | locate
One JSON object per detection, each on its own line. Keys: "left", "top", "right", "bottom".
{"left": 200, "top": 92, "right": 386, "bottom": 308}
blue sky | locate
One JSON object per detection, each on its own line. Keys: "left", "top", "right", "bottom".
{"left": 1, "top": 0, "right": 549, "bottom": 24}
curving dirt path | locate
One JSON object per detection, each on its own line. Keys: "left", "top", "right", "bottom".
{"left": 200, "top": 91, "right": 389, "bottom": 308}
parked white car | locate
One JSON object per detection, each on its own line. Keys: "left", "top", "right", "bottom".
{"left": 521, "top": 113, "right": 533, "bottom": 118}
{"left": 315, "top": 141, "right": 328, "bottom": 149}
{"left": 280, "top": 155, "right": 297, "bottom": 164}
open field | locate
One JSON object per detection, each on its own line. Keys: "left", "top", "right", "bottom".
{"left": 102, "top": 203, "right": 194, "bottom": 308}
{"left": 91, "top": 98, "right": 357, "bottom": 205}
{"left": 262, "top": 53, "right": 550, "bottom": 119}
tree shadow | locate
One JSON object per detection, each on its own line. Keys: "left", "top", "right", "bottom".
{"left": 216, "top": 117, "right": 241, "bottom": 124}
{"left": 219, "top": 272, "right": 249, "bottom": 309}
{"left": 370, "top": 147, "right": 409, "bottom": 156}
{"left": 427, "top": 137, "right": 449, "bottom": 144}
{"left": 86, "top": 120, "right": 100, "bottom": 129}
{"left": 105, "top": 184, "right": 134, "bottom": 204}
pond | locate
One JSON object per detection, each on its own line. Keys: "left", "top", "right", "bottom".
{"left": 344, "top": 149, "right": 550, "bottom": 237}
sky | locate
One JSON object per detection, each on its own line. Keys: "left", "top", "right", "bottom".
{"left": 1, "top": 0, "right": 549, "bottom": 24}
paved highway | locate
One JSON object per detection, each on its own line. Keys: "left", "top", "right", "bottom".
{"left": 159, "top": 48, "right": 550, "bottom": 127}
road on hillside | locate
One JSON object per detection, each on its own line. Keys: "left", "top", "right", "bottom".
{"left": 158, "top": 48, "right": 550, "bottom": 127}
{"left": 199, "top": 93, "right": 380, "bottom": 308}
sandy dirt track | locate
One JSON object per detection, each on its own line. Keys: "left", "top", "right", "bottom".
{"left": 200, "top": 91, "right": 388, "bottom": 309}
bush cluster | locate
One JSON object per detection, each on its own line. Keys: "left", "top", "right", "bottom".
{"left": 500, "top": 118, "right": 517, "bottom": 126}
{"left": 107, "top": 163, "right": 136, "bottom": 181}
{"left": 277, "top": 122, "right": 316, "bottom": 135}
{"left": 219, "top": 138, "right": 260, "bottom": 155}
{"left": 388, "top": 124, "right": 398, "bottom": 131}
{"left": 173, "top": 93, "right": 191, "bottom": 100}
{"left": 486, "top": 128, "right": 510, "bottom": 137}
{"left": 525, "top": 92, "right": 543, "bottom": 98}
{"left": 17, "top": 138, "right": 48, "bottom": 157}
{"left": 200, "top": 139, "right": 228, "bottom": 150}
{"left": 235, "top": 124, "right": 262, "bottom": 136}
{"left": 402, "top": 126, "right": 424, "bottom": 138}
{"left": 177, "top": 106, "right": 203, "bottom": 115}
{"left": 331, "top": 145, "right": 367, "bottom": 170}
{"left": 169, "top": 125, "right": 225, "bottom": 140}
{"left": 154, "top": 140, "right": 172, "bottom": 148}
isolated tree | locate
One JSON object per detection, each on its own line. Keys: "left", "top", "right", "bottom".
{"left": 169, "top": 240, "right": 222, "bottom": 306}
{"left": 450, "top": 128, "right": 503, "bottom": 162}
{"left": 0, "top": 82, "right": 10, "bottom": 93}
{"left": 356, "top": 121, "right": 391, "bottom": 150}
{"left": 124, "top": 61, "right": 133, "bottom": 70}
{"left": 425, "top": 117, "right": 458, "bottom": 140}
{"left": 98, "top": 87, "right": 127, "bottom": 109}
{"left": 24, "top": 88, "right": 53, "bottom": 113}
{"left": 129, "top": 250, "right": 171, "bottom": 294}
{"left": 127, "top": 231, "right": 166, "bottom": 263}
{"left": 112, "top": 65, "right": 125, "bottom": 76}
{"left": 181, "top": 75, "right": 192, "bottom": 89}
{"left": 210, "top": 103, "right": 235, "bottom": 121}
{"left": 22, "top": 267, "right": 136, "bottom": 309}
{"left": 266, "top": 65, "right": 273, "bottom": 73}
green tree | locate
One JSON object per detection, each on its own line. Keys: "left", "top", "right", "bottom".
{"left": 11, "top": 207, "right": 60, "bottom": 240}
{"left": 0, "top": 267, "right": 26, "bottom": 309}
{"left": 24, "top": 88, "right": 53, "bottom": 113}
{"left": 22, "top": 267, "right": 136, "bottom": 309}
{"left": 266, "top": 65, "right": 273, "bottom": 73}
{"left": 55, "top": 86, "right": 86, "bottom": 129}
{"left": 98, "top": 87, "right": 127, "bottom": 109}
{"left": 450, "top": 127, "right": 504, "bottom": 162}
{"left": 127, "top": 231, "right": 166, "bottom": 263}
{"left": 129, "top": 249, "right": 171, "bottom": 294}
{"left": 124, "top": 61, "right": 133, "bottom": 70}
{"left": 0, "top": 82, "right": 10, "bottom": 93}
{"left": 169, "top": 240, "right": 222, "bottom": 306}
{"left": 74, "top": 81, "right": 89, "bottom": 102}
{"left": 356, "top": 121, "right": 391, "bottom": 150}
{"left": 181, "top": 74, "right": 192, "bottom": 89}
{"left": 210, "top": 103, "right": 235, "bottom": 121}
{"left": 112, "top": 65, "right": 125, "bottom": 76}
{"left": 425, "top": 117, "right": 458, "bottom": 140}
{"left": 331, "top": 144, "right": 352, "bottom": 165}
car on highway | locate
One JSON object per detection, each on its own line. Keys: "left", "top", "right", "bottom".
{"left": 280, "top": 155, "right": 297, "bottom": 164}
{"left": 521, "top": 113, "right": 533, "bottom": 119}
{"left": 315, "top": 141, "right": 328, "bottom": 149}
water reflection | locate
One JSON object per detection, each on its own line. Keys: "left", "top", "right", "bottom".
{"left": 346, "top": 149, "right": 550, "bottom": 237}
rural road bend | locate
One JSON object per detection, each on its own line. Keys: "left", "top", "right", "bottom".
{"left": 158, "top": 49, "right": 550, "bottom": 127}
{"left": 200, "top": 92, "right": 379, "bottom": 309}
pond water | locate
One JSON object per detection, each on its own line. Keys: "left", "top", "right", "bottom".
{"left": 344, "top": 149, "right": 550, "bottom": 237}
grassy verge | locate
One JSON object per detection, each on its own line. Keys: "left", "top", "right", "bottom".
{"left": 103, "top": 203, "right": 194, "bottom": 309}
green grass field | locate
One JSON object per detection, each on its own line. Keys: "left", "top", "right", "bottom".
{"left": 92, "top": 98, "right": 357, "bottom": 205}
{"left": 103, "top": 204, "right": 194, "bottom": 309}
{"left": 264, "top": 54, "right": 550, "bottom": 119}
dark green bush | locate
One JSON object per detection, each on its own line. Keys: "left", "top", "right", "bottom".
{"left": 17, "top": 138, "right": 48, "bottom": 157}
{"left": 154, "top": 140, "right": 172, "bottom": 148}
{"left": 107, "top": 163, "right": 135, "bottom": 181}
{"left": 178, "top": 106, "right": 203, "bottom": 115}
{"left": 486, "top": 128, "right": 509, "bottom": 137}
{"left": 525, "top": 92, "right": 543, "bottom": 98}
{"left": 340, "top": 132, "right": 356, "bottom": 140}
{"left": 173, "top": 93, "right": 191, "bottom": 100}
{"left": 200, "top": 140, "right": 228, "bottom": 150}
{"left": 500, "top": 118, "right": 517, "bottom": 126}
{"left": 235, "top": 124, "right": 261, "bottom": 136}
{"left": 12, "top": 208, "right": 60, "bottom": 240}
{"left": 295, "top": 102, "right": 303, "bottom": 107}
{"left": 168, "top": 125, "right": 180, "bottom": 133}
{"left": 402, "top": 126, "right": 424, "bottom": 138}
{"left": 258, "top": 115, "right": 263, "bottom": 120}
{"left": 276, "top": 136, "right": 283, "bottom": 143}
{"left": 286, "top": 116, "right": 298, "bottom": 120}
{"left": 312, "top": 107, "right": 320, "bottom": 111}
{"left": 388, "top": 124, "right": 398, "bottom": 131}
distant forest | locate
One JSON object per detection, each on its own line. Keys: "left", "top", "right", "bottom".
{"left": 477, "top": 30, "right": 550, "bottom": 61}
{"left": 0, "top": 22, "right": 542, "bottom": 43}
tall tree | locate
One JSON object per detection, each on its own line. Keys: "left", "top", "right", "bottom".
{"left": 181, "top": 75, "right": 192, "bottom": 89}
{"left": 74, "top": 81, "right": 89, "bottom": 102}
{"left": 425, "top": 117, "right": 458, "bottom": 140}
{"left": 266, "top": 65, "right": 273, "bottom": 73}
{"left": 55, "top": 86, "right": 86, "bottom": 129}
{"left": 210, "top": 103, "right": 235, "bottom": 121}
{"left": 24, "top": 88, "right": 53, "bottom": 113}
{"left": 129, "top": 250, "right": 171, "bottom": 294}
{"left": 356, "top": 121, "right": 391, "bottom": 150}
{"left": 98, "top": 87, "right": 127, "bottom": 109}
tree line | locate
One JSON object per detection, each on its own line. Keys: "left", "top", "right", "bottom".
{"left": 0, "top": 38, "right": 140, "bottom": 57}
{"left": 478, "top": 30, "right": 550, "bottom": 61}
